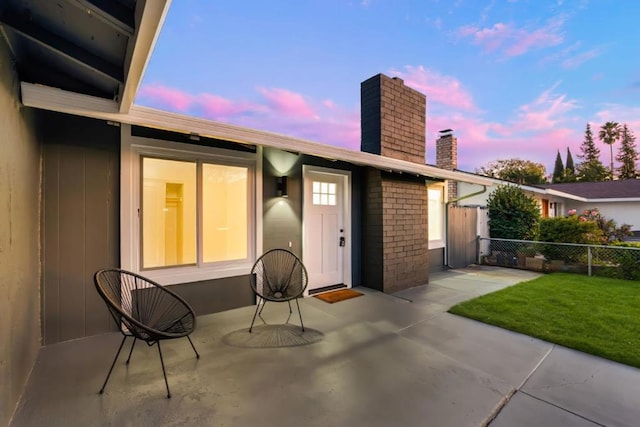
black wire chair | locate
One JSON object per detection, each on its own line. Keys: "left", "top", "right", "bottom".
{"left": 94, "top": 269, "right": 199, "bottom": 398}
{"left": 249, "top": 249, "right": 308, "bottom": 332}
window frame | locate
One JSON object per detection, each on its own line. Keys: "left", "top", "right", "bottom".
{"left": 121, "top": 124, "right": 261, "bottom": 285}
{"left": 428, "top": 184, "right": 445, "bottom": 249}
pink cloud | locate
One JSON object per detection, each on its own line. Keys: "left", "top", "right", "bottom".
{"left": 136, "top": 83, "right": 359, "bottom": 150}
{"left": 257, "top": 87, "right": 318, "bottom": 119}
{"left": 459, "top": 17, "right": 564, "bottom": 58}
{"left": 197, "top": 93, "right": 263, "bottom": 118}
{"left": 138, "top": 77, "right": 640, "bottom": 176}
{"left": 389, "top": 65, "right": 477, "bottom": 111}
{"left": 561, "top": 47, "right": 603, "bottom": 69}
{"left": 137, "top": 84, "right": 194, "bottom": 111}
{"left": 514, "top": 82, "right": 578, "bottom": 131}
{"left": 424, "top": 83, "right": 581, "bottom": 173}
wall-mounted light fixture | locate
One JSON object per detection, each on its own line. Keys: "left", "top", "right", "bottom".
{"left": 276, "top": 176, "right": 288, "bottom": 197}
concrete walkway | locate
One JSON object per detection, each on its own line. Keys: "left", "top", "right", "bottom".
{"left": 11, "top": 266, "right": 640, "bottom": 426}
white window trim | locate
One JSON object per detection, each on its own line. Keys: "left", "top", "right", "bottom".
{"left": 121, "top": 124, "right": 262, "bottom": 285}
{"left": 428, "top": 184, "right": 445, "bottom": 249}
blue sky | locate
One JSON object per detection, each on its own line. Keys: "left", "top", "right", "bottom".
{"left": 136, "top": 0, "right": 640, "bottom": 174}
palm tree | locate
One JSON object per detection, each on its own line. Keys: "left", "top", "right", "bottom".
{"left": 598, "top": 121, "right": 621, "bottom": 177}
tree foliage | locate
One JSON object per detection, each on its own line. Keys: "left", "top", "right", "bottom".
{"left": 552, "top": 150, "right": 564, "bottom": 183}
{"left": 615, "top": 124, "right": 638, "bottom": 180}
{"left": 486, "top": 185, "right": 540, "bottom": 240}
{"left": 476, "top": 159, "right": 547, "bottom": 185}
{"left": 564, "top": 147, "right": 576, "bottom": 182}
{"left": 598, "top": 121, "right": 621, "bottom": 176}
{"left": 577, "top": 123, "right": 610, "bottom": 182}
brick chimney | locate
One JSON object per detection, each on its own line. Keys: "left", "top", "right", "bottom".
{"left": 436, "top": 129, "right": 458, "bottom": 201}
{"left": 360, "top": 73, "right": 429, "bottom": 294}
{"left": 361, "top": 74, "right": 426, "bottom": 163}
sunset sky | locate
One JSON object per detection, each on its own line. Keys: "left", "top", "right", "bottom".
{"left": 136, "top": 0, "right": 640, "bottom": 174}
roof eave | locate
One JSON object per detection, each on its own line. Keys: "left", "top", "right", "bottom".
{"left": 118, "top": 0, "right": 172, "bottom": 113}
{"left": 22, "top": 83, "right": 494, "bottom": 185}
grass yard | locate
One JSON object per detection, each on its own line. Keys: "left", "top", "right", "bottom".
{"left": 449, "top": 273, "right": 640, "bottom": 368}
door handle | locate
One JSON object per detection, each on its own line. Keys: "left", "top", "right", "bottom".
{"left": 339, "top": 236, "right": 346, "bottom": 247}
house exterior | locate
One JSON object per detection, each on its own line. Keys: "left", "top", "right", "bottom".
{"left": 456, "top": 172, "right": 640, "bottom": 232}
{"left": 0, "top": 2, "right": 493, "bottom": 423}
{"left": 436, "top": 131, "right": 640, "bottom": 235}
{"left": 537, "top": 181, "right": 640, "bottom": 232}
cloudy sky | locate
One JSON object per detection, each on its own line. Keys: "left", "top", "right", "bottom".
{"left": 136, "top": 0, "right": 640, "bottom": 174}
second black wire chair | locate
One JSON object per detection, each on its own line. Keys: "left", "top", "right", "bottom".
{"left": 249, "top": 249, "right": 308, "bottom": 332}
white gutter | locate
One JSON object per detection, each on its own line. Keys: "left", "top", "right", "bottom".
{"left": 20, "top": 82, "right": 494, "bottom": 186}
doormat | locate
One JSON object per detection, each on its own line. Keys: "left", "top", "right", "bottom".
{"left": 314, "top": 289, "right": 364, "bottom": 304}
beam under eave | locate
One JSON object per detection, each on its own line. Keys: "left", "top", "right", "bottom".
{"left": 20, "top": 82, "right": 494, "bottom": 186}
{"left": 1, "top": 10, "right": 123, "bottom": 83}
{"left": 21, "top": 83, "right": 119, "bottom": 117}
{"left": 69, "top": 0, "right": 135, "bottom": 36}
{"left": 118, "top": 0, "right": 172, "bottom": 114}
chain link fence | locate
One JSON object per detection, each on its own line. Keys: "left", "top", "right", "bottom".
{"left": 479, "top": 237, "right": 640, "bottom": 280}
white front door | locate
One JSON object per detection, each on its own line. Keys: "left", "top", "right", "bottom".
{"left": 303, "top": 167, "right": 350, "bottom": 293}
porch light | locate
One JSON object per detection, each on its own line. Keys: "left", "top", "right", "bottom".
{"left": 276, "top": 176, "right": 288, "bottom": 197}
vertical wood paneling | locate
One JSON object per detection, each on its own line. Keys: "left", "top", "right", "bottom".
{"left": 58, "top": 144, "right": 87, "bottom": 341}
{"left": 448, "top": 205, "right": 478, "bottom": 268}
{"left": 84, "top": 148, "right": 117, "bottom": 335}
{"left": 41, "top": 112, "right": 121, "bottom": 344}
{"left": 42, "top": 143, "right": 60, "bottom": 344}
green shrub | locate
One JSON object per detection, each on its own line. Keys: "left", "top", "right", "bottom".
{"left": 538, "top": 216, "right": 602, "bottom": 261}
{"left": 607, "top": 242, "right": 640, "bottom": 280}
{"left": 486, "top": 185, "right": 540, "bottom": 240}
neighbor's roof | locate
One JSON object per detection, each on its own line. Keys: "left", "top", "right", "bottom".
{"left": 537, "top": 180, "right": 640, "bottom": 201}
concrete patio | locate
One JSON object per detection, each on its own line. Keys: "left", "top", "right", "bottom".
{"left": 11, "top": 266, "right": 640, "bottom": 426}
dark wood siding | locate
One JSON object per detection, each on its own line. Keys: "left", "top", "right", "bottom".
{"left": 447, "top": 205, "right": 479, "bottom": 268}
{"left": 41, "top": 112, "right": 120, "bottom": 344}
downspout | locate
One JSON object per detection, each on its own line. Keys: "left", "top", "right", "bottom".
{"left": 444, "top": 184, "right": 487, "bottom": 269}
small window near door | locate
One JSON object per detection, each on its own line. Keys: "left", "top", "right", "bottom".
{"left": 312, "top": 181, "right": 337, "bottom": 206}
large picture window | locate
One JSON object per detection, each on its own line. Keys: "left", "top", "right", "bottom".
{"left": 141, "top": 158, "right": 249, "bottom": 269}
{"left": 122, "top": 127, "right": 257, "bottom": 285}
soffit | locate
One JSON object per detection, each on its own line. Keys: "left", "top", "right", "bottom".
{"left": 0, "top": 0, "right": 169, "bottom": 111}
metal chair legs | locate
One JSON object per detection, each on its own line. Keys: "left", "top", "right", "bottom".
{"left": 249, "top": 298, "right": 305, "bottom": 332}
{"left": 125, "top": 337, "right": 137, "bottom": 364}
{"left": 99, "top": 335, "right": 128, "bottom": 394}
{"left": 295, "top": 298, "right": 305, "bottom": 332}
{"left": 99, "top": 335, "right": 198, "bottom": 398}
{"left": 249, "top": 300, "right": 264, "bottom": 333}
{"left": 157, "top": 342, "right": 171, "bottom": 398}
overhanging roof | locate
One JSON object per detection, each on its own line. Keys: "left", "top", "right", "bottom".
{"left": 0, "top": 0, "right": 170, "bottom": 113}
{"left": 21, "top": 82, "right": 494, "bottom": 185}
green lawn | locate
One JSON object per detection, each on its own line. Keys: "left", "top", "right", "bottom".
{"left": 448, "top": 273, "right": 640, "bottom": 368}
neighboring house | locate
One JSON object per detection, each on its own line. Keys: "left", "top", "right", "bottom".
{"left": 458, "top": 174, "right": 640, "bottom": 232}
{"left": 436, "top": 131, "right": 640, "bottom": 236}
{"left": 537, "top": 181, "right": 640, "bottom": 232}
{"left": 0, "top": 2, "right": 491, "bottom": 423}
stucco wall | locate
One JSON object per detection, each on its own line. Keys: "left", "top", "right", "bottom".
{"left": 0, "top": 37, "right": 42, "bottom": 425}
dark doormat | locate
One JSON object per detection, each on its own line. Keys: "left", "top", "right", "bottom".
{"left": 314, "top": 289, "right": 364, "bottom": 304}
